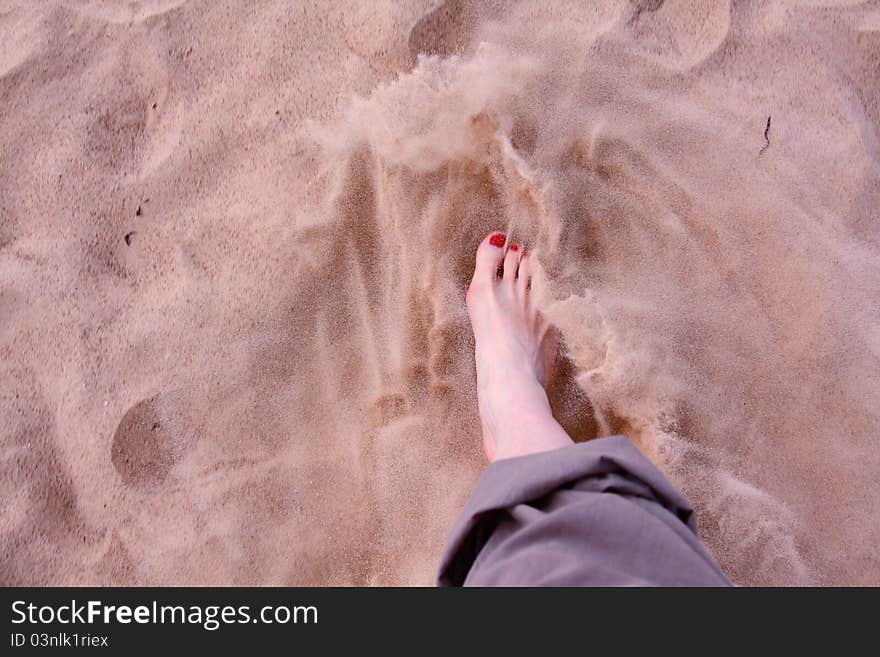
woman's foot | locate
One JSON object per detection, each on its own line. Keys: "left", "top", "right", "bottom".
{"left": 466, "top": 232, "right": 574, "bottom": 462}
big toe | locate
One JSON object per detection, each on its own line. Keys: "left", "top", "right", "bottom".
{"left": 472, "top": 231, "right": 507, "bottom": 283}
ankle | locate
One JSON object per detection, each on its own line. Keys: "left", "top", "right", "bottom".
{"left": 482, "top": 399, "right": 574, "bottom": 462}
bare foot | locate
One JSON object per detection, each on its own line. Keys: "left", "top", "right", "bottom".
{"left": 466, "top": 232, "right": 574, "bottom": 462}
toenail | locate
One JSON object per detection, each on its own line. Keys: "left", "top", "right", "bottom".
{"left": 509, "top": 244, "right": 519, "bottom": 252}
{"left": 489, "top": 232, "right": 506, "bottom": 248}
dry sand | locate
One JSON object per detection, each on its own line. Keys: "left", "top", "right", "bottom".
{"left": 1, "top": 0, "right": 879, "bottom": 585}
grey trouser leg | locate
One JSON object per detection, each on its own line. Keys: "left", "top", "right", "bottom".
{"left": 437, "top": 436, "right": 731, "bottom": 586}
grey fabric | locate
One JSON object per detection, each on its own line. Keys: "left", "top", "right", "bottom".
{"left": 437, "top": 436, "right": 731, "bottom": 586}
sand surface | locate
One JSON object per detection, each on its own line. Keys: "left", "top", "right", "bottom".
{"left": 1, "top": 0, "right": 879, "bottom": 585}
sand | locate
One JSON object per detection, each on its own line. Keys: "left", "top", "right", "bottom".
{"left": 1, "top": 0, "right": 878, "bottom": 586}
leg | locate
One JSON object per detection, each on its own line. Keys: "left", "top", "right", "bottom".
{"left": 466, "top": 231, "right": 572, "bottom": 461}
{"left": 438, "top": 232, "right": 731, "bottom": 586}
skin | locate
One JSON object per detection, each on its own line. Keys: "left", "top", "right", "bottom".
{"left": 466, "top": 232, "right": 574, "bottom": 462}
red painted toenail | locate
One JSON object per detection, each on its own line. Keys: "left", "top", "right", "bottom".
{"left": 489, "top": 232, "right": 506, "bottom": 247}
{"left": 509, "top": 244, "right": 519, "bottom": 252}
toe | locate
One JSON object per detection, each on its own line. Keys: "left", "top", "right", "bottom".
{"left": 473, "top": 232, "right": 507, "bottom": 283}
{"left": 502, "top": 243, "right": 521, "bottom": 281}
{"left": 517, "top": 249, "right": 532, "bottom": 294}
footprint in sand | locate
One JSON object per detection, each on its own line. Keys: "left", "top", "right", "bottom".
{"left": 71, "top": 0, "right": 189, "bottom": 24}
{"left": 111, "top": 395, "right": 179, "bottom": 488}
{"left": 627, "top": 0, "right": 732, "bottom": 70}
{"left": 408, "top": 0, "right": 483, "bottom": 64}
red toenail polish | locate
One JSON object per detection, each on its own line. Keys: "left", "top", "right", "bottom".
{"left": 489, "top": 232, "right": 506, "bottom": 247}
{"left": 510, "top": 244, "right": 519, "bottom": 252}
